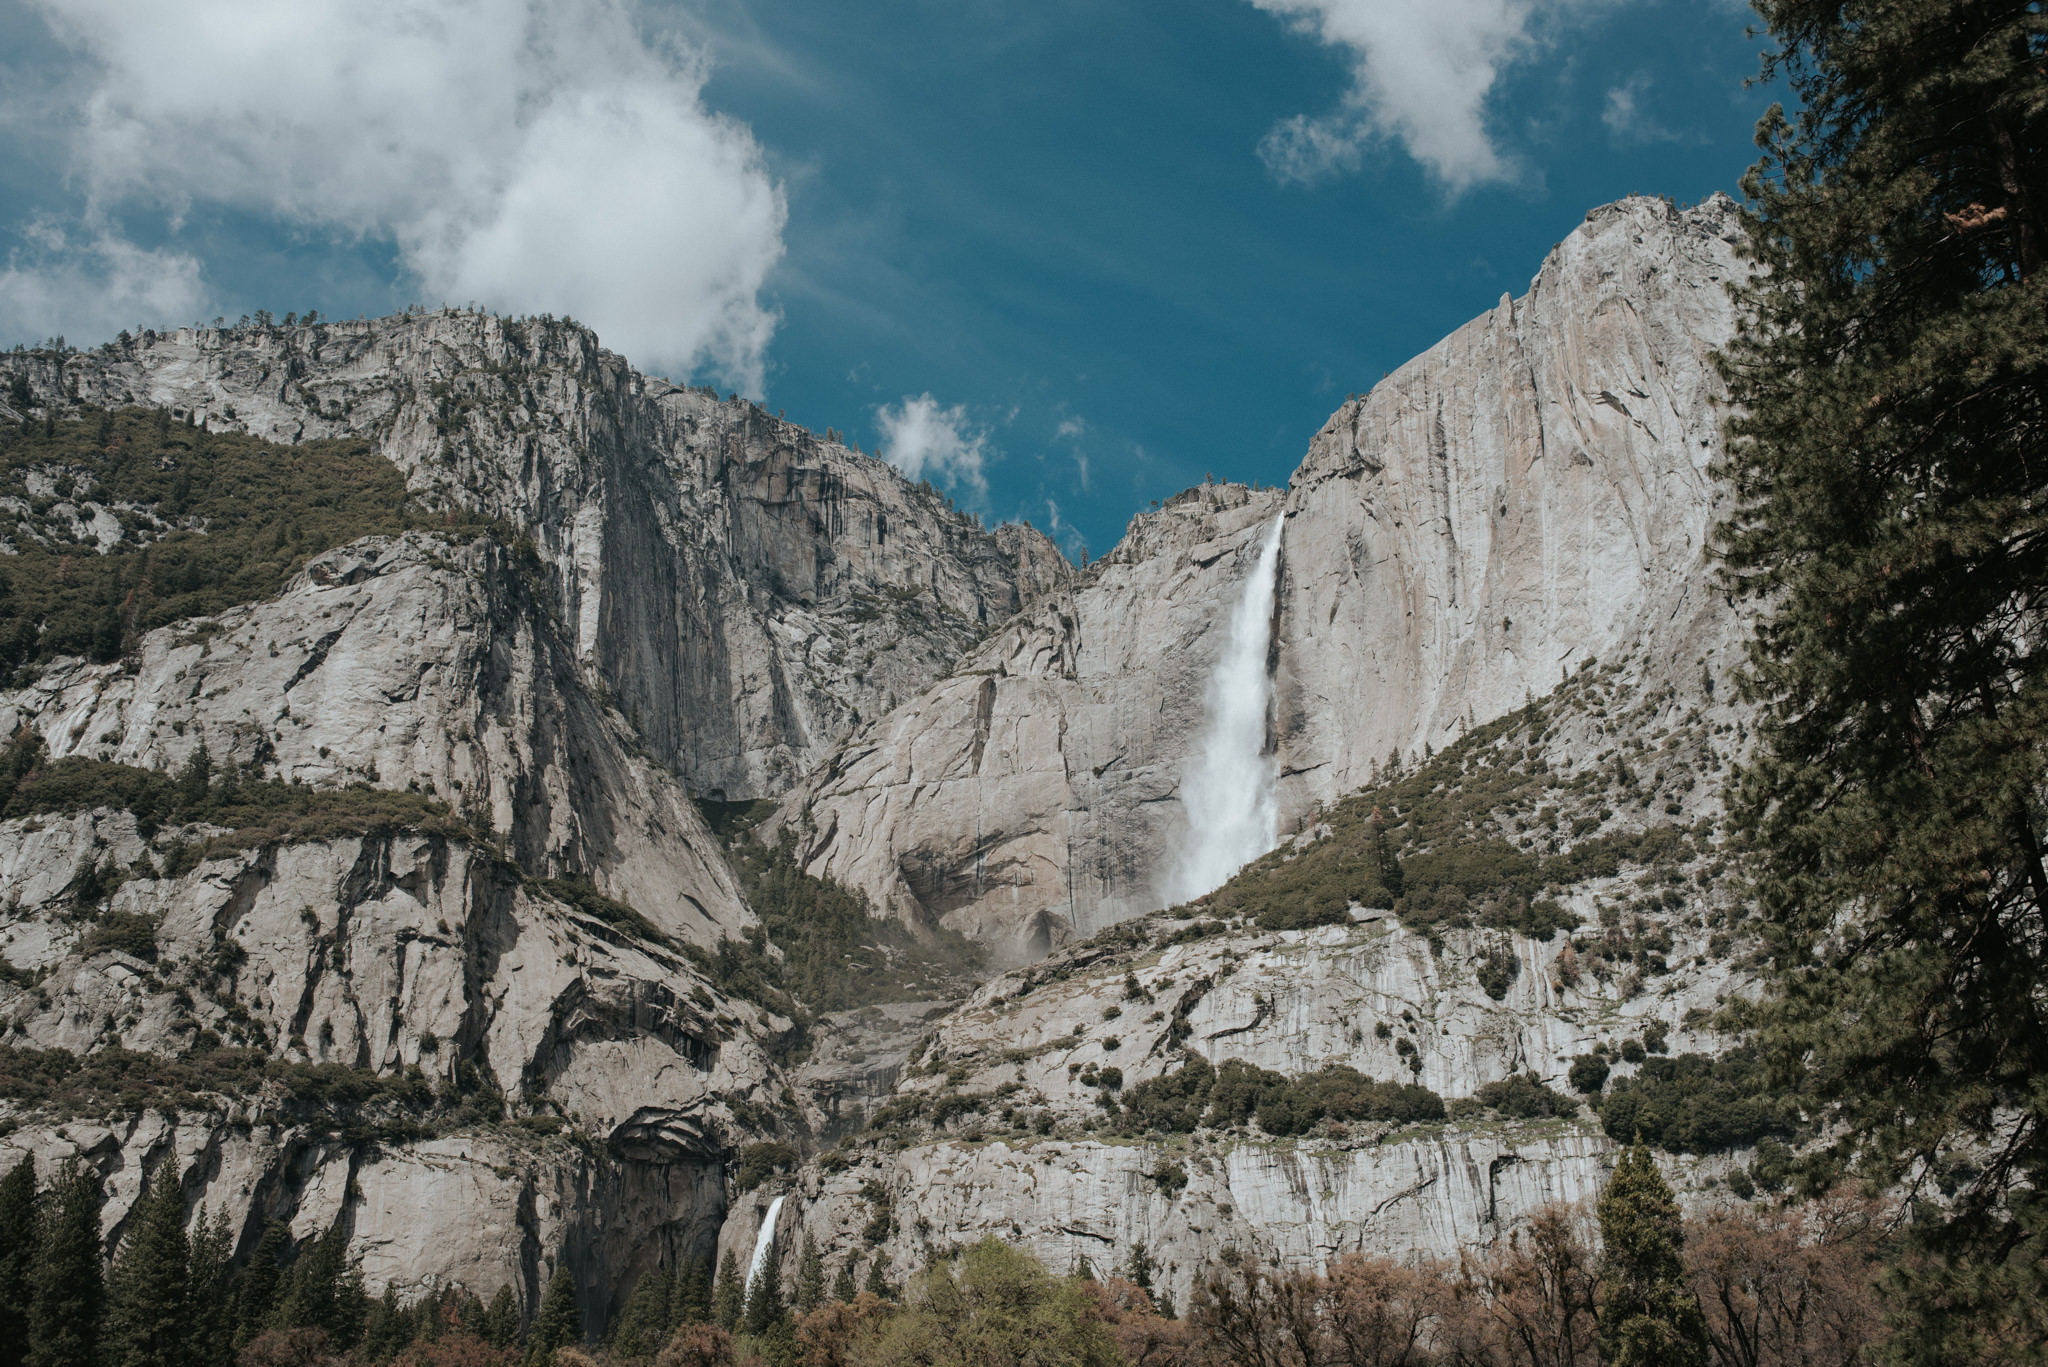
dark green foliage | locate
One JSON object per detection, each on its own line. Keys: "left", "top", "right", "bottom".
{"left": 830, "top": 1257, "right": 859, "bottom": 1305}
{"left": 1210, "top": 706, "right": 1658, "bottom": 939}
{"left": 1474, "top": 945, "right": 1519, "bottom": 1000}
{"left": 699, "top": 809, "right": 984, "bottom": 1015}
{"left": 28, "top": 1159, "right": 103, "bottom": 1367}
{"left": 184, "top": 1209, "right": 234, "bottom": 1367}
{"left": 484, "top": 1285, "right": 520, "bottom": 1349}
{"left": 608, "top": 1265, "right": 672, "bottom": 1358}
{"left": 274, "top": 1219, "right": 366, "bottom": 1350}
{"left": 734, "top": 1142, "right": 797, "bottom": 1193}
{"left": 794, "top": 1233, "right": 824, "bottom": 1316}
{"left": 234, "top": 1223, "right": 287, "bottom": 1349}
{"left": 535, "top": 878, "right": 673, "bottom": 950}
{"left": 1595, "top": 1051, "right": 1801, "bottom": 1154}
{"left": 1469, "top": 1072, "right": 1576, "bottom": 1121}
{"left": 525, "top": 1268, "right": 581, "bottom": 1364}
{"left": 670, "top": 1256, "right": 711, "bottom": 1328}
{"left": 0, "top": 736, "right": 464, "bottom": 853}
{"left": 79, "top": 913, "right": 159, "bottom": 962}
{"left": 1567, "top": 1054, "right": 1611, "bottom": 1096}
{"left": 104, "top": 1163, "right": 190, "bottom": 1367}
{"left": 1595, "top": 1143, "right": 1707, "bottom": 1367}
{"left": 0, "top": 1155, "right": 38, "bottom": 1367}
{"left": 0, "top": 410, "right": 473, "bottom": 679}
{"left": 712, "top": 1251, "right": 743, "bottom": 1331}
{"left": 0, "top": 1043, "right": 444, "bottom": 1135}
{"left": 1114, "top": 1054, "right": 1442, "bottom": 1136}
{"left": 742, "top": 1235, "right": 786, "bottom": 1336}
{"left": 1716, "top": 0, "right": 2048, "bottom": 1350}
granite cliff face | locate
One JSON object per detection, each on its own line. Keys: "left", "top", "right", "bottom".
{"left": 6, "top": 315, "right": 1066, "bottom": 800}
{"left": 776, "top": 195, "right": 1752, "bottom": 956}
{"left": 0, "top": 194, "right": 1773, "bottom": 1330}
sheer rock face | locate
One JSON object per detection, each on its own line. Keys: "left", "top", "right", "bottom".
{"left": 768, "top": 486, "right": 1285, "bottom": 966}
{"left": 0, "top": 534, "right": 744, "bottom": 940}
{"left": 774, "top": 195, "right": 1751, "bottom": 955}
{"left": 0, "top": 807, "right": 772, "bottom": 1324}
{"left": 10, "top": 318, "right": 1067, "bottom": 799}
{"left": 1274, "top": 195, "right": 1750, "bottom": 814}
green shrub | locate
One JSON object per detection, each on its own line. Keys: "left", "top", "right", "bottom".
{"left": 79, "top": 911, "right": 158, "bottom": 961}
{"left": 1114, "top": 1054, "right": 1442, "bottom": 1136}
{"left": 734, "top": 1141, "right": 798, "bottom": 1192}
{"left": 1470, "top": 1072, "right": 1575, "bottom": 1120}
{"left": 1475, "top": 947, "right": 1519, "bottom": 1000}
{"left": 0, "top": 409, "right": 479, "bottom": 678}
{"left": 1568, "top": 1054, "right": 1611, "bottom": 1095}
{"left": 1595, "top": 1050, "right": 1802, "bottom": 1154}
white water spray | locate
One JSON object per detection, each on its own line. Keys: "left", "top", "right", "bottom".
{"left": 1168, "top": 515, "right": 1284, "bottom": 903}
{"left": 744, "top": 1194, "right": 787, "bottom": 1297}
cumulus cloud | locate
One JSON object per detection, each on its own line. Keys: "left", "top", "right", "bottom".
{"left": 1249, "top": 0, "right": 1607, "bottom": 190}
{"left": 876, "top": 394, "right": 991, "bottom": 503}
{"left": 10, "top": 0, "right": 784, "bottom": 389}
{"left": 0, "top": 223, "right": 207, "bottom": 346}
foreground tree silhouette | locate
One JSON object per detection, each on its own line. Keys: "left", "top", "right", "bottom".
{"left": 1595, "top": 1145, "right": 1706, "bottom": 1367}
{"left": 0, "top": 1156, "right": 38, "bottom": 1367}
{"left": 1717, "top": 0, "right": 2048, "bottom": 1354}
{"left": 104, "top": 1163, "right": 192, "bottom": 1367}
{"left": 28, "top": 1160, "right": 104, "bottom": 1367}
{"left": 525, "top": 1269, "right": 581, "bottom": 1366}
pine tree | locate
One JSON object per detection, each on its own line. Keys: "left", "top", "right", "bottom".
{"left": 28, "top": 1159, "right": 104, "bottom": 1367}
{"left": 742, "top": 1235, "right": 784, "bottom": 1336}
{"left": 235, "top": 1222, "right": 289, "bottom": 1348}
{"left": 793, "top": 1233, "right": 824, "bottom": 1316}
{"left": 670, "top": 1256, "right": 711, "bottom": 1327}
{"left": 185, "top": 1208, "right": 235, "bottom": 1367}
{"left": 608, "top": 1263, "right": 673, "bottom": 1358}
{"left": 1718, "top": 0, "right": 2048, "bottom": 1350}
{"left": 1595, "top": 1144, "right": 1706, "bottom": 1367}
{"left": 483, "top": 1286, "right": 520, "bottom": 1349}
{"left": 105, "top": 1162, "right": 192, "bottom": 1367}
{"left": 525, "top": 1268, "right": 581, "bottom": 1365}
{"left": 862, "top": 1253, "right": 893, "bottom": 1302}
{"left": 275, "top": 1219, "right": 364, "bottom": 1349}
{"left": 710, "top": 1251, "right": 743, "bottom": 1331}
{"left": 829, "top": 1256, "right": 859, "bottom": 1306}
{"left": 0, "top": 1155, "right": 38, "bottom": 1367}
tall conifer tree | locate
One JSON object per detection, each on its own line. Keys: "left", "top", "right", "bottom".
{"left": 742, "top": 1235, "right": 784, "bottom": 1336}
{"left": 710, "top": 1251, "right": 743, "bottom": 1331}
{"left": 28, "top": 1159, "right": 104, "bottom": 1367}
{"left": 104, "top": 1162, "right": 192, "bottom": 1367}
{"left": 1594, "top": 1144, "right": 1706, "bottom": 1367}
{"left": 0, "top": 1156, "right": 38, "bottom": 1367}
{"left": 793, "top": 1233, "right": 825, "bottom": 1316}
{"left": 525, "top": 1269, "right": 581, "bottom": 1366}
{"left": 1718, "top": 0, "right": 2048, "bottom": 1351}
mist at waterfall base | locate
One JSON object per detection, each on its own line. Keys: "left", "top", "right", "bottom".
{"left": 1166, "top": 516, "right": 1284, "bottom": 903}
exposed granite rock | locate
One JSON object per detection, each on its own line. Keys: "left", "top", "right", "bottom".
{"left": 0, "top": 533, "right": 743, "bottom": 941}
{"left": 773, "top": 195, "right": 1752, "bottom": 955}
{"left": 0, "top": 318, "right": 1068, "bottom": 800}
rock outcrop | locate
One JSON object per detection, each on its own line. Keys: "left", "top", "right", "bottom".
{"left": 2, "top": 316, "right": 1068, "bottom": 800}
{"left": 775, "top": 195, "right": 1752, "bottom": 955}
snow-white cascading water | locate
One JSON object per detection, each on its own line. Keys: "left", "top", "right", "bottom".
{"left": 744, "top": 1193, "right": 787, "bottom": 1296}
{"left": 1168, "top": 515, "right": 1284, "bottom": 903}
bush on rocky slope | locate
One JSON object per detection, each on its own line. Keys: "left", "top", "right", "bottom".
{"left": 0, "top": 409, "right": 485, "bottom": 678}
{"left": 1594, "top": 1050, "right": 1802, "bottom": 1155}
{"left": 1114, "top": 1054, "right": 1444, "bottom": 1137}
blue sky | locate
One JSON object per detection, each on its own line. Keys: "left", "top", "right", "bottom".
{"left": 0, "top": 0, "right": 1772, "bottom": 561}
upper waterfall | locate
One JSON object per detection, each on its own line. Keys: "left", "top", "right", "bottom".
{"left": 745, "top": 1193, "right": 788, "bottom": 1295}
{"left": 1166, "top": 515, "right": 1284, "bottom": 903}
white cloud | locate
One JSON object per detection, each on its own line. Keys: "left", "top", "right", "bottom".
{"left": 1249, "top": 0, "right": 1609, "bottom": 190}
{"left": 13, "top": 0, "right": 784, "bottom": 389}
{"left": 0, "top": 224, "right": 208, "bottom": 345}
{"left": 876, "top": 394, "right": 991, "bottom": 503}
{"left": 1601, "top": 73, "right": 1675, "bottom": 144}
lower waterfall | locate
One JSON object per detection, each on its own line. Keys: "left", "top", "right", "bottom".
{"left": 1167, "top": 514, "right": 1284, "bottom": 903}
{"left": 745, "top": 1193, "right": 787, "bottom": 1295}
